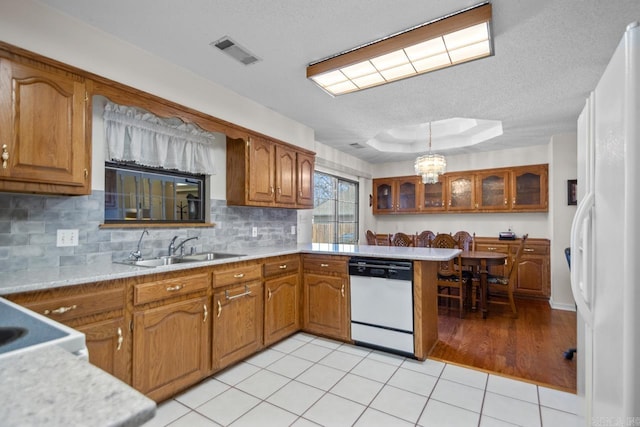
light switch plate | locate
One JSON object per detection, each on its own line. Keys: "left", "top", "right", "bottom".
{"left": 252, "top": 227, "right": 258, "bottom": 237}
{"left": 57, "top": 229, "right": 79, "bottom": 247}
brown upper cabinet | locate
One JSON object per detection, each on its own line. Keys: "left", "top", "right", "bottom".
{"left": 373, "top": 164, "right": 548, "bottom": 214}
{"left": 226, "top": 135, "right": 315, "bottom": 209}
{"left": 373, "top": 176, "right": 421, "bottom": 214}
{"left": 0, "top": 53, "right": 91, "bottom": 195}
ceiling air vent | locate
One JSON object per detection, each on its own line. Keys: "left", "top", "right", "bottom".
{"left": 211, "top": 36, "right": 261, "bottom": 65}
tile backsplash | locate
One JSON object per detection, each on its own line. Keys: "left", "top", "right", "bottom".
{"left": 0, "top": 191, "right": 298, "bottom": 273}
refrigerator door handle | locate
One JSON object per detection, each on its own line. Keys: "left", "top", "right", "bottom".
{"left": 571, "top": 191, "right": 595, "bottom": 327}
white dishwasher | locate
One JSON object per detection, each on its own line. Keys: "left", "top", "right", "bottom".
{"left": 348, "top": 257, "right": 414, "bottom": 357}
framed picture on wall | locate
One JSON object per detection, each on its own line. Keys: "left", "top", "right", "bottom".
{"left": 568, "top": 179, "right": 577, "bottom": 205}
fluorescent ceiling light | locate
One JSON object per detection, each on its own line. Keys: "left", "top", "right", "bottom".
{"left": 307, "top": 2, "right": 493, "bottom": 96}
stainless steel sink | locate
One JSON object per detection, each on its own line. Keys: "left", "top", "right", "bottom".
{"left": 116, "top": 252, "right": 245, "bottom": 268}
{"left": 180, "top": 252, "right": 245, "bottom": 262}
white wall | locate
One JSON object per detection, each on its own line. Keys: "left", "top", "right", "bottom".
{"left": 549, "top": 133, "right": 578, "bottom": 309}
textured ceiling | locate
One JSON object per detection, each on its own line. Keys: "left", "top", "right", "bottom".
{"left": 38, "top": 0, "right": 640, "bottom": 163}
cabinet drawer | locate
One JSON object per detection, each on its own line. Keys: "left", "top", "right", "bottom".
{"left": 213, "top": 264, "right": 262, "bottom": 288}
{"left": 134, "top": 273, "right": 209, "bottom": 306}
{"left": 512, "top": 244, "right": 549, "bottom": 255}
{"left": 475, "top": 243, "right": 510, "bottom": 254}
{"left": 263, "top": 257, "right": 300, "bottom": 278}
{"left": 303, "top": 255, "right": 348, "bottom": 275}
{"left": 23, "top": 287, "right": 124, "bottom": 323}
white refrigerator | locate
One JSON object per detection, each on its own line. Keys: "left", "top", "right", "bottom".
{"left": 572, "top": 21, "right": 640, "bottom": 424}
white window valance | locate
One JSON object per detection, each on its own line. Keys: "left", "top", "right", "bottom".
{"left": 103, "top": 101, "right": 216, "bottom": 175}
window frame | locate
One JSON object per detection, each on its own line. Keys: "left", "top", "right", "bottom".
{"left": 312, "top": 171, "right": 359, "bottom": 244}
{"left": 104, "top": 161, "right": 207, "bottom": 225}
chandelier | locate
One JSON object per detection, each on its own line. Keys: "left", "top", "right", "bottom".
{"left": 414, "top": 122, "right": 446, "bottom": 184}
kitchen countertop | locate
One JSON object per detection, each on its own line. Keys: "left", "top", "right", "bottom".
{"left": 0, "top": 345, "right": 156, "bottom": 427}
{"left": 0, "top": 243, "right": 460, "bottom": 295}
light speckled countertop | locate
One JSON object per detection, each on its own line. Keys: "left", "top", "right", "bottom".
{"left": 0, "top": 243, "right": 459, "bottom": 296}
{"left": 0, "top": 345, "right": 156, "bottom": 427}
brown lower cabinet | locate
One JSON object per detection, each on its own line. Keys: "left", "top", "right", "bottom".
{"left": 131, "top": 271, "right": 210, "bottom": 402}
{"left": 211, "top": 262, "right": 264, "bottom": 371}
{"left": 6, "top": 281, "right": 129, "bottom": 384}
{"left": 263, "top": 256, "right": 301, "bottom": 347}
{"left": 302, "top": 255, "right": 350, "bottom": 341}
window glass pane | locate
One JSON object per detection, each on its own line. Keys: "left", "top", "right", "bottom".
{"left": 104, "top": 162, "right": 205, "bottom": 224}
{"left": 312, "top": 171, "right": 358, "bottom": 244}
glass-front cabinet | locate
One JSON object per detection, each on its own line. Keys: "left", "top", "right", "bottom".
{"left": 372, "top": 164, "right": 548, "bottom": 215}
{"left": 511, "top": 165, "right": 548, "bottom": 211}
{"left": 475, "top": 171, "right": 510, "bottom": 211}
{"left": 446, "top": 173, "right": 475, "bottom": 211}
{"left": 420, "top": 181, "right": 446, "bottom": 211}
{"left": 373, "top": 176, "right": 419, "bottom": 214}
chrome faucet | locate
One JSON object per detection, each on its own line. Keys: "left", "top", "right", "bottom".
{"left": 130, "top": 229, "right": 149, "bottom": 260}
{"left": 168, "top": 236, "right": 199, "bottom": 257}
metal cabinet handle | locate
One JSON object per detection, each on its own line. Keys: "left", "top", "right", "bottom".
{"left": 320, "top": 263, "right": 329, "bottom": 267}
{"left": 116, "top": 327, "right": 123, "bottom": 351}
{"left": 267, "top": 288, "right": 272, "bottom": 301}
{"left": 203, "top": 304, "right": 208, "bottom": 322}
{"left": 217, "top": 300, "right": 222, "bottom": 318}
{"left": 44, "top": 305, "right": 77, "bottom": 315}
{"left": 166, "top": 284, "right": 184, "bottom": 292}
{"left": 225, "top": 285, "right": 252, "bottom": 300}
{"left": 233, "top": 273, "right": 245, "bottom": 279}
{"left": 512, "top": 197, "right": 516, "bottom": 205}
{"left": 524, "top": 248, "right": 535, "bottom": 252}
{"left": 1, "top": 145, "right": 8, "bottom": 169}
{"left": 504, "top": 198, "right": 508, "bottom": 205}
{"left": 279, "top": 264, "right": 287, "bottom": 269}
{"left": 341, "top": 284, "right": 345, "bottom": 298}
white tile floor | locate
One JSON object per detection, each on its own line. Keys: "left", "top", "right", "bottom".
{"left": 143, "top": 333, "right": 581, "bottom": 427}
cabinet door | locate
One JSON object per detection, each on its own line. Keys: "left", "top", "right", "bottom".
{"left": 514, "top": 244, "right": 550, "bottom": 297}
{"left": 0, "top": 59, "right": 89, "bottom": 194}
{"left": 420, "top": 181, "right": 446, "bottom": 211}
{"left": 511, "top": 165, "right": 548, "bottom": 211}
{"left": 446, "top": 173, "right": 475, "bottom": 211}
{"left": 248, "top": 136, "right": 275, "bottom": 203}
{"left": 275, "top": 144, "right": 296, "bottom": 205}
{"left": 212, "top": 281, "right": 264, "bottom": 370}
{"left": 396, "top": 177, "right": 420, "bottom": 212}
{"left": 77, "top": 316, "right": 129, "bottom": 384}
{"left": 373, "top": 178, "right": 395, "bottom": 214}
{"left": 264, "top": 273, "right": 300, "bottom": 346}
{"left": 296, "top": 152, "right": 315, "bottom": 207}
{"left": 133, "top": 297, "right": 210, "bottom": 401}
{"left": 476, "top": 171, "right": 510, "bottom": 211}
{"left": 303, "top": 273, "right": 349, "bottom": 341}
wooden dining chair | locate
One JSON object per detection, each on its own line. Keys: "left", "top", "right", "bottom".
{"left": 365, "top": 230, "right": 377, "bottom": 245}
{"left": 415, "top": 230, "right": 435, "bottom": 247}
{"left": 483, "top": 234, "right": 529, "bottom": 316}
{"left": 390, "top": 232, "right": 414, "bottom": 247}
{"left": 375, "top": 233, "right": 391, "bottom": 246}
{"left": 432, "top": 233, "right": 465, "bottom": 317}
{"left": 453, "top": 231, "right": 476, "bottom": 251}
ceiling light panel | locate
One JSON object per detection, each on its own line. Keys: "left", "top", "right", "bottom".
{"left": 307, "top": 2, "right": 493, "bottom": 96}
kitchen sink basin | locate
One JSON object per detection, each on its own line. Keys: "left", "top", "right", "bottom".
{"left": 180, "top": 252, "right": 245, "bottom": 262}
{"left": 116, "top": 252, "right": 245, "bottom": 268}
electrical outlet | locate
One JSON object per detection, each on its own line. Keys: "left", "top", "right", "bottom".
{"left": 291, "top": 226, "right": 296, "bottom": 235}
{"left": 57, "top": 229, "right": 79, "bottom": 247}
{"left": 252, "top": 227, "right": 258, "bottom": 237}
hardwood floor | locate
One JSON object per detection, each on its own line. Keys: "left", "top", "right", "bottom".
{"left": 430, "top": 298, "right": 577, "bottom": 393}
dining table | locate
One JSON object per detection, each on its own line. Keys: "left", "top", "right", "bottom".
{"left": 459, "top": 250, "right": 509, "bottom": 318}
